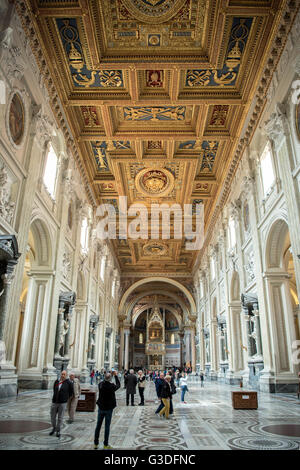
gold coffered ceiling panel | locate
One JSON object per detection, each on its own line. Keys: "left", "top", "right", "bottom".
{"left": 26, "top": 0, "right": 289, "bottom": 275}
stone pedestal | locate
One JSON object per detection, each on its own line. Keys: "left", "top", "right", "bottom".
{"left": 248, "top": 358, "right": 264, "bottom": 389}
{"left": 0, "top": 363, "right": 18, "bottom": 398}
{"left": 259, "top": 370, "right": 300, "bottom": 393}
{"left": 80, "top": 367, "right": 90, "bottom": 385}
{"left": 225, "top": 369, "right": 242, "bottom": 385}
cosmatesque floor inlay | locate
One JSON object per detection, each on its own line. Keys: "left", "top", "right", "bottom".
{"left": 0, "top": 380, "right": 299, "bottom": 450}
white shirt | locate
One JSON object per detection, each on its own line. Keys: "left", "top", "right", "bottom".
{"left": 179, "top": 377, "right": 188, "bottom": 387}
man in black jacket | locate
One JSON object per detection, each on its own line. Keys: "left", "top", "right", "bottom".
{"left": 50, "top": 370, "right": 74, "bottom": 438}
{"left": 124, "top": 369, "right": 138, "bottom": 406}
{"left": 94, "top": 371, "right": 120, "bottom": 449}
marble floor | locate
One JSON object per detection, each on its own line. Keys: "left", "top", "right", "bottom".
{"left": 0, "top": 380, "right": 299, "bottom": 451}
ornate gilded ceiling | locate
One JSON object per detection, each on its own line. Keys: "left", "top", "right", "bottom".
{"left": 25, "top": 0, "right": 287, "bottom": 275}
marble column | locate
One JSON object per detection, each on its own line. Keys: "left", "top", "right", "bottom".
{"left": 209, "top": 319, "right": 218, "bottom": 379}
{"left": 253, "top": 310, "right": 263, "bottom": 357}
{"left": 184, "top": 330, "right": 191, "bottom": 366}
{"left": 124, "top": 329, "right": 130, "bottom": 370}
{"left": 119, "top": 325, "right": 124, "bottom": 369}
{"left": 191, "top": 328, "right": 196, "bottom": 372}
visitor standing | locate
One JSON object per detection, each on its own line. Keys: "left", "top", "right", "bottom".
{"left": 67, "top": 372, "right": 81, "bottom": 423}
{"left": 155, "top": 372, "right": 165, "bottom": 415}
{"left": 200, "top": 372, "right": 204, "bottom": 388}
{"left": 125, "top": 369, "right": 138, "bottom": 406}
{"left": 94, "top": 371, "right": 120, "bottom": 450}
{"left": 179, "top": 373, "right": 189, "bottom": 403}
{"left": 159, "top": 375, "right": 172, "bottom": 419}
{"left": 137, "top": 370, "right": 146, "bottom": 406}
{"left": 50, "top": 370, "right": 74, "bottom": 438}
{"left": 90, "top": 369, "right": 95, "bottom": 385}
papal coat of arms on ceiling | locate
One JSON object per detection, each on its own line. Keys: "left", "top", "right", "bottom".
{"left": 121, "top": 0, "right": 187, "bottom": 23}
{"left": 135, "top": 167, "right": 174, "bottom": 197}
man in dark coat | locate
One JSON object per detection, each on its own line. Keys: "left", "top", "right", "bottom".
{"left": 94, "top": 371, "right": 120, "bottom": 449}
{"left": 50, "top": 370, "right": 74, "bottom": 438}
{"left": 155, "top": 372, "right": 165, "bottom": 415}
{"left": 125, "top": 369, "right": 138, "bottom": 406}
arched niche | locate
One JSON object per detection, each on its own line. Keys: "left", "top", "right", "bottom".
{"left": 265, "top": 216, "right": 290, "bottom": 270}
{"left": 29, "top": 216, "right": 53, "bottom": 268}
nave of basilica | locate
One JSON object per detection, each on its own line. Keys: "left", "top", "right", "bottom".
{"left": 0, "top": 0, "right": 300, "bottom": 452}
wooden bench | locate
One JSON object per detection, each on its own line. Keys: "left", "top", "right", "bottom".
{"left": 232, "top": 391, "right": 258, "bottom": 409}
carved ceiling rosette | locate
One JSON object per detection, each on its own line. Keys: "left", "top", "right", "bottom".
{"left": 121, "top": 0, "right": 187, "bottom": 24}
{"left": 135, "top": 167, "right": 174, "bottom": 198}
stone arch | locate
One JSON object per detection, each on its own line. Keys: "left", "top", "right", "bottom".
{"left": 123, "top": 289, "right": 190, "bottom": 324}
{"left": 132, "top": 303, "right": 182, "bottom": 329}
{"left": 263, "top": 216, "right": 299, "bottom": 381}
{"left": 119, "top": 277, "right": 196, "bottom": 314}
{"left": 265, "top": 216, "right": 290, "bottom": 269}
{"left": 29, "top": 216, "right": 53, "bottom": 268}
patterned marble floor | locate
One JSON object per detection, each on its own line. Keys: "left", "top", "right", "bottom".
{"left": 0, "top": 380, "right": 299, "bottom": 450}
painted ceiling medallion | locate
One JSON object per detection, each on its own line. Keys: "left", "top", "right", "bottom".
{"left": 121, "top": 0, "right": 187, "bottom": 24}
{"left": 135, "top": 167, "right": 174, "bottom": 197}
{"left": 143, "top": 242, "right": 168, "bottom": 257}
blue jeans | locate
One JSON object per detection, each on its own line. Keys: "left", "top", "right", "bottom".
{"left": 181, "top": 385, "right": 187, "bottom": 402}
{"left": 94, "top": 408, "right": 113, "bottom": 446}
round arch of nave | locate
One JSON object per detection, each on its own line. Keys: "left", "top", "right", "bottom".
{"left": 120, "top": 288, "right": 192, "bottom": 325}
{"left": 118, "top": 276, "right": 197, "bottom": 318}
{"left": 132, "top": 303, "right": 183, "bottom": 329}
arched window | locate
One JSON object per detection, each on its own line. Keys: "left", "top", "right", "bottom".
{"left": 139, "top": 333, "right": 143, "bottom": 344}
{"left": 80, "top": 217, "right": 89, "bottom": 253}
{"left": 43, "top": 144, "right": 58, "bottom": 199}
{"left": 260, "top": 142, "right": 275, "bottom": 196}
{"left": 170, "top": 333, "right": 175, "bottom": 344}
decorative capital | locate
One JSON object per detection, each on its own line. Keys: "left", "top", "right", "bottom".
{"left": 264, "top": 103, "right": 288, "bottom": 142}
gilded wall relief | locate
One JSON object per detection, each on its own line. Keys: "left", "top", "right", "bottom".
{"left": 146, "top": 70, "right": 164, "bottom": 87}
{"left": 91, "top": 142, "right": 110, "bottom": 172}
{"left": 56, "top": 18, "right": 124, "bottom": 88}
{"left": 209, "top": 105, "right": 229, "bottom": 127}
{"left": 186, "top": 17, "right": 253, "bottom": 88}
{"left": 81, "top": 106, "right": 101, "bottom": 127}
{"left": 123, "top": 106, "right": 185, "bottom": 121}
